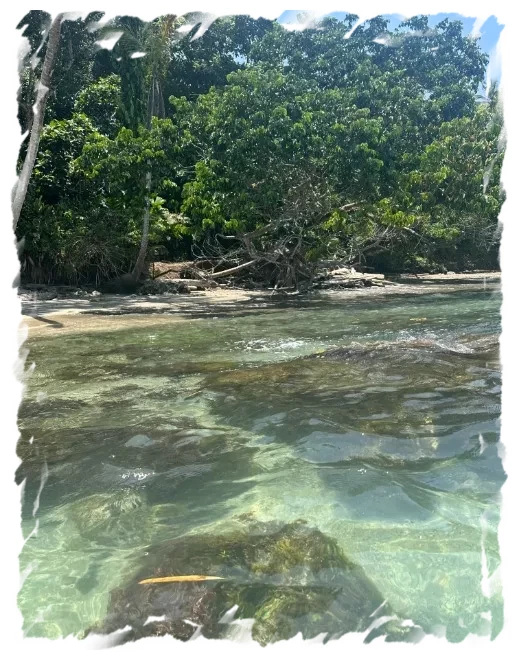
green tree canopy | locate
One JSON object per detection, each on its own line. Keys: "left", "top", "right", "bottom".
{"left": 15, "top": 11, "right": 504, "bottom": 285}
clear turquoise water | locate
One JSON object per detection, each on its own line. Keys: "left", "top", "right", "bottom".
{"left": 17, "top": 286, "right": 504, "bottom": 642}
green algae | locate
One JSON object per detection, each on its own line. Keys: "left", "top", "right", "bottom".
{"left": 91, "top": 521, "right": 403, "bottom": 645}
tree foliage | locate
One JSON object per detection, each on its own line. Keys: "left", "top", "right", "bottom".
{"left": 15, "top": 11, "right": 504, "bottom": 285}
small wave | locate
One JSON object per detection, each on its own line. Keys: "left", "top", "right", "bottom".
{"left": 97, "top": 463, "right": 156, "bottom": 487}
{"left": 238, "top": 338, "right": 308, "bottom": 353}
{"left": 120, "top": 470, "right": 153, "bottom": 482}
{"left": 425, "top": 339, "right": 474, "bottom": 355}
{"left": 308, "top": 332, "right": 499, "bottom": 362}
{"left": 392, "top": 331, "right": 473, "bottom": 354}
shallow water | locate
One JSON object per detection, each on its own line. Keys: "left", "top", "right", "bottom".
{"left": 17, "top": 286, "right": 505, "bottom": 643}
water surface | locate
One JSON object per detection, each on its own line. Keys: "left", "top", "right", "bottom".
{"left": 17, "top": 286, "right": 504, "bottom": 642}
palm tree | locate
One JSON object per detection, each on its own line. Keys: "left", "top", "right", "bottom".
{"left": 132, "top": 15, "right": 176, "bottom": 281}
{"left": 103, "top": 15, "right": 177, "bottom": 285}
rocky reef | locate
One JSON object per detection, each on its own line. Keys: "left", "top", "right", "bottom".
{"left": 88, "top": 520, "right": 417, "bottom": 645}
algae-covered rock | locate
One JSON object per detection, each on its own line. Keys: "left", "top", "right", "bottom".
{"left": 251, "top": 586, "right": 334, "bottom": 644}
{"left": 89, "top": 520, "right": 409, "bottom": 645}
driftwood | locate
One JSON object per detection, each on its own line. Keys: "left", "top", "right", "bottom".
{"left": 205, "top": 259, "right": 260, "bottom": 279}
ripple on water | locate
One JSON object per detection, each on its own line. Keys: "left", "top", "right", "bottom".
{"left": 295, "top": 430, "right": 480, "bottom": 465}
{"left": 18, "top": 287, "right": 503, "bottom": 641}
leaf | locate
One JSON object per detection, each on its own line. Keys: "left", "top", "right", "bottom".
{"left": 138, "top": 575, "right": 226, "bottom": 585}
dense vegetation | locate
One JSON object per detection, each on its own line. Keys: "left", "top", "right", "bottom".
{"left": 15, "top": 11, "right": 504, "bottom": 288}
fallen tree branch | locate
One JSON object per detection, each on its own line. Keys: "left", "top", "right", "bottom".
{"left": 151, "top": 266, "right": 177, "bottom": 280}
{"left": 205, "top": 259, "right": 260, "bottom": 279}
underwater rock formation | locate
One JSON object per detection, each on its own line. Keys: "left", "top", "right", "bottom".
{"left": 69, "top": 489, "right": 145, "bottom": 530}
{"left": 89, "top": 520, "right": 416, "bottom": 645}
{"left": 58, "top": 488, "right": 160, "bottom": 548}
{"left": 304, "top": 336, "right": 500, "bottom": 362}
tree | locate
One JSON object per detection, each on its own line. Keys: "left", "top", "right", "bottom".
{"left": 16, "top": 112, "right": 134, "bottom": 284}
{"left": 165, "top": 14, "right": 274, "bottom": 100}
{"left": 131, "top": 15, "right": 178, "bottom": 282}
{"left": 250, "top": 14, "right": 488, "bottom": 124}
{"left": 177, "top": 68, "right": 385, "bottom": 286}
{"left": 13, "top": 13, "right": 63, "bottom": 230}
{"left": 97, "top": 15, "right": 178, "bottom": 284}
{"left": 15, "top": 12, "right": 103, "bottom": 153}
{"left": 14, "top": 11, "right": 503, "bottom": 286}
{"left": 73, "top": 74, "right": 123, "bottom": 137}
{"left": 403, "top": 98, "right": 504, "bottom": 270}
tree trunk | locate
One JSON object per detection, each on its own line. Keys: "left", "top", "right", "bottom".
{"left": 130, "top": 69, "right": 164, "bottom": 282}
{"left": 131, "top": 168, "right": 152, "bottom": 281}
{"left": 12, "top": 13, "right": 63, "bottom": 230}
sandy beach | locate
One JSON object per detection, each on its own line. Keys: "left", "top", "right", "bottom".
{"left": 18, "top": 271, "right": 501, "bottom": 338}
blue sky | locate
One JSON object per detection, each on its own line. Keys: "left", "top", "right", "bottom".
{"left": 277, "top": 11, "right": 503, "bottom": 83}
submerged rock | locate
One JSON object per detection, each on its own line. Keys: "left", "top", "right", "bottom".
{"left": 125, "top": 434, "right": 155, "bottom": 448}
{"left": 89, "top": 521, "right": 415, "bottom": 645}
{"left": 306, "top": 339, "right": 499, "bottom": 362}
{"left": 68, "top": 489, "right": 145, "bottom": 532}
{"left": 208, "top": 335, "right": 499, "bottom": 394}
{"left": 55, "top": 488, "right": 160, "bottom": 548}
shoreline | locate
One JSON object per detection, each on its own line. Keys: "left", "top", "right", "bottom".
{"left": 19, "top": 272, "right": 501, "bottom": 337}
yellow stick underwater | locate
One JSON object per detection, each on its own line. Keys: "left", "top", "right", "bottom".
{"left": 138, "top": 575, "right": 226, "bottom": 585}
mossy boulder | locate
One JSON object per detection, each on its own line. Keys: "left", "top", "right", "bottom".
{"left": 89, "top": 520, "right": 413, "bottom": 645}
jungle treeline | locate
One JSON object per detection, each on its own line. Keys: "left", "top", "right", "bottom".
{"left": 15, "top": 11, "right": 504, "bottom": 288}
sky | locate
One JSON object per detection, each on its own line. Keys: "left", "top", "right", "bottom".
{"left": 277, "top": 10, "right": 503, "bottom": 85}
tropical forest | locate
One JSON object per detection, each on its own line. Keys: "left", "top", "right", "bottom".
{"left": 15, "top": 10, "right": 503, "bottom": 290}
